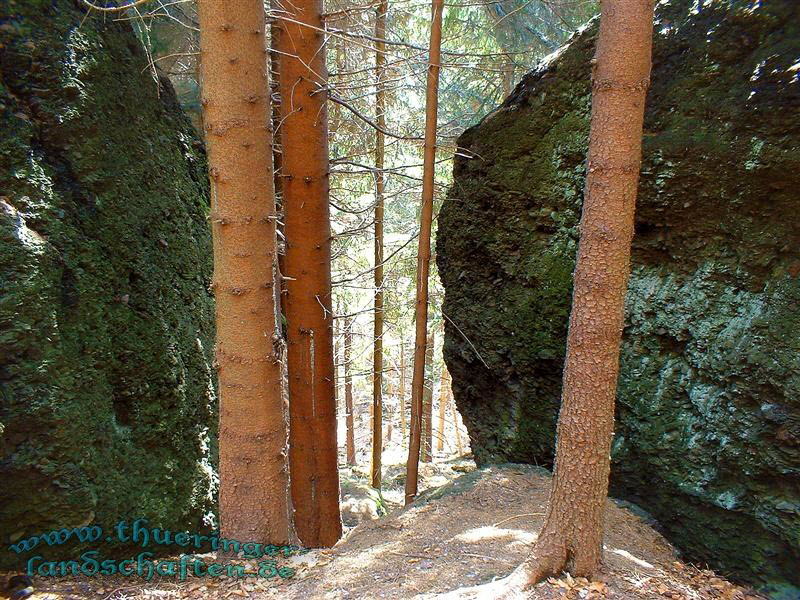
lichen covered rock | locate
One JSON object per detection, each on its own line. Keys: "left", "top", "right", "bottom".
{"left": 0, "top": 0, "right": 216, "bottom": 566}
{"left": 437, "top": 0, "right": 800, "bottom": 594}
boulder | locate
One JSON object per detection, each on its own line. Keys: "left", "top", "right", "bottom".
{"left": 437, "top": 0, "right": 799, "bottom": 594}
{"left": 0, "top": 0, "right": 216, "bottom": 566}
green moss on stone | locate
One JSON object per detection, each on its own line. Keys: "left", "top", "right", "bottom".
{"left": 437, "top": 0, "right": 800, "bottom": 594}
{"left": 0, "top": 0, "right": 216, "bottom": 566}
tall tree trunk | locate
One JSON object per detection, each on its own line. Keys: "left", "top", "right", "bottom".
{"left": 404, "top": 0, "right": 444, "bottom": 506}
{"left": 277, "top": 0, "right": 342, "bottom": 548}
{"left": 197, "top": 0, "right": 292, "bottom": 544}
{"left": 399, "top": 338, "right": 407, "bottom": 440}
{"left": 344, "top": 317, "right": 356, "bottom": 466}
{"left": 421, "top": 330, "right": 435, "bottom": 463}
{"left": 371, "top": 0, "right": 388, "bottom": 491}
{"left": 436, "top": 365, "right": 449, "bottom": 452}
{"left": 484, "top": 0, "right": 655, "bottom": 593}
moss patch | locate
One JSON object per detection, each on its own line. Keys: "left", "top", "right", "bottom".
{"left": 0, "top": 0, "right": 216, "bottom": 567}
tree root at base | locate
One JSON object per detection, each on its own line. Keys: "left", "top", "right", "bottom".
{"left": 435, "top": 538, "right": 573, "bottom": 599}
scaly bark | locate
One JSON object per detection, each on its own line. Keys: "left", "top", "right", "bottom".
{"left": 344, "top": 317, "right": 356, "bottom": 466}
{"left": 197, "top": 0, "right": 292, "bottom": 544}
{"left": 277, "top": 0, "right": 342, "bottom": 547}
{"left": 371, "top": 0, "right": 388, "bottom": 491}
{"left": 404, "top": 0, "right": 444, "bottom": 505}
{"left": 476, "top": 0, "right": 655, "bottom": 594}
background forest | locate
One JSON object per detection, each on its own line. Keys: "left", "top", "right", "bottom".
{"left": 129, "top": 0, "right": 597, "bottom": 490}
{"left": 137, "top": 0, "right": 595, "bottom": 453}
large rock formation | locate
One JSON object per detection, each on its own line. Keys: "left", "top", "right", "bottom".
{"left": 0, "top": 0, "right": 216, "bottom": 566}
{"left": 437, "top": 0, "right": 799, "bottom": 595}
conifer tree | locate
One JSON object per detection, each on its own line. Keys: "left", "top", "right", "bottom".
{"left": 277, "top": 0, "right": 342, "bottom": 547}
{"left": 404, "top": 0, "right": 445, "bottom": 505}
{"left": 471, "top": 0, "right": 656, "bottom": 594}
{"left": 197, "top": 0, "right": 293, "bottom": 544}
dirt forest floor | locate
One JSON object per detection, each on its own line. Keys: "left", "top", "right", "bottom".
{"left": 2, "top": 462, "right": 766, "bottom": 600}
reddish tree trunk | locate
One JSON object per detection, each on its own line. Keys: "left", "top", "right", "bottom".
{"left": 277, "top": 0, "right": 342, "bottom": 547}
{"left": 404, "top": 0, "right": 444, "bottom": 506}
{"left": 371, "top": 0, "right": 388, "bottom": 491}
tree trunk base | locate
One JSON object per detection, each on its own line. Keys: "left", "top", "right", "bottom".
{"left": 483, "top": 540, "right": 567, "bottom": 599}
{"left": 434, "top": 564, "right": 529, "bottom": 599}
{"left": 436, "top": 534, "right": 577, "bottom": 599}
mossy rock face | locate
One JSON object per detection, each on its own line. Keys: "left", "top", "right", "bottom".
{"left": 437, "top": 0, "right": 800, "bottom": 594}
{"left": 0, "top": 0, "right": 216, "bottom": 567}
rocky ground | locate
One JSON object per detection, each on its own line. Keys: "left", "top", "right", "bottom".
{"left": 2, "top": 461, "right": 766, "bottom": 600}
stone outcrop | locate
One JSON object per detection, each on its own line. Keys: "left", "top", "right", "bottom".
{"left": 0, "top": 0, "right": 216, "bottom": 566}
{"left": 437, "top": 0, "right": 799, "bottom": 595}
